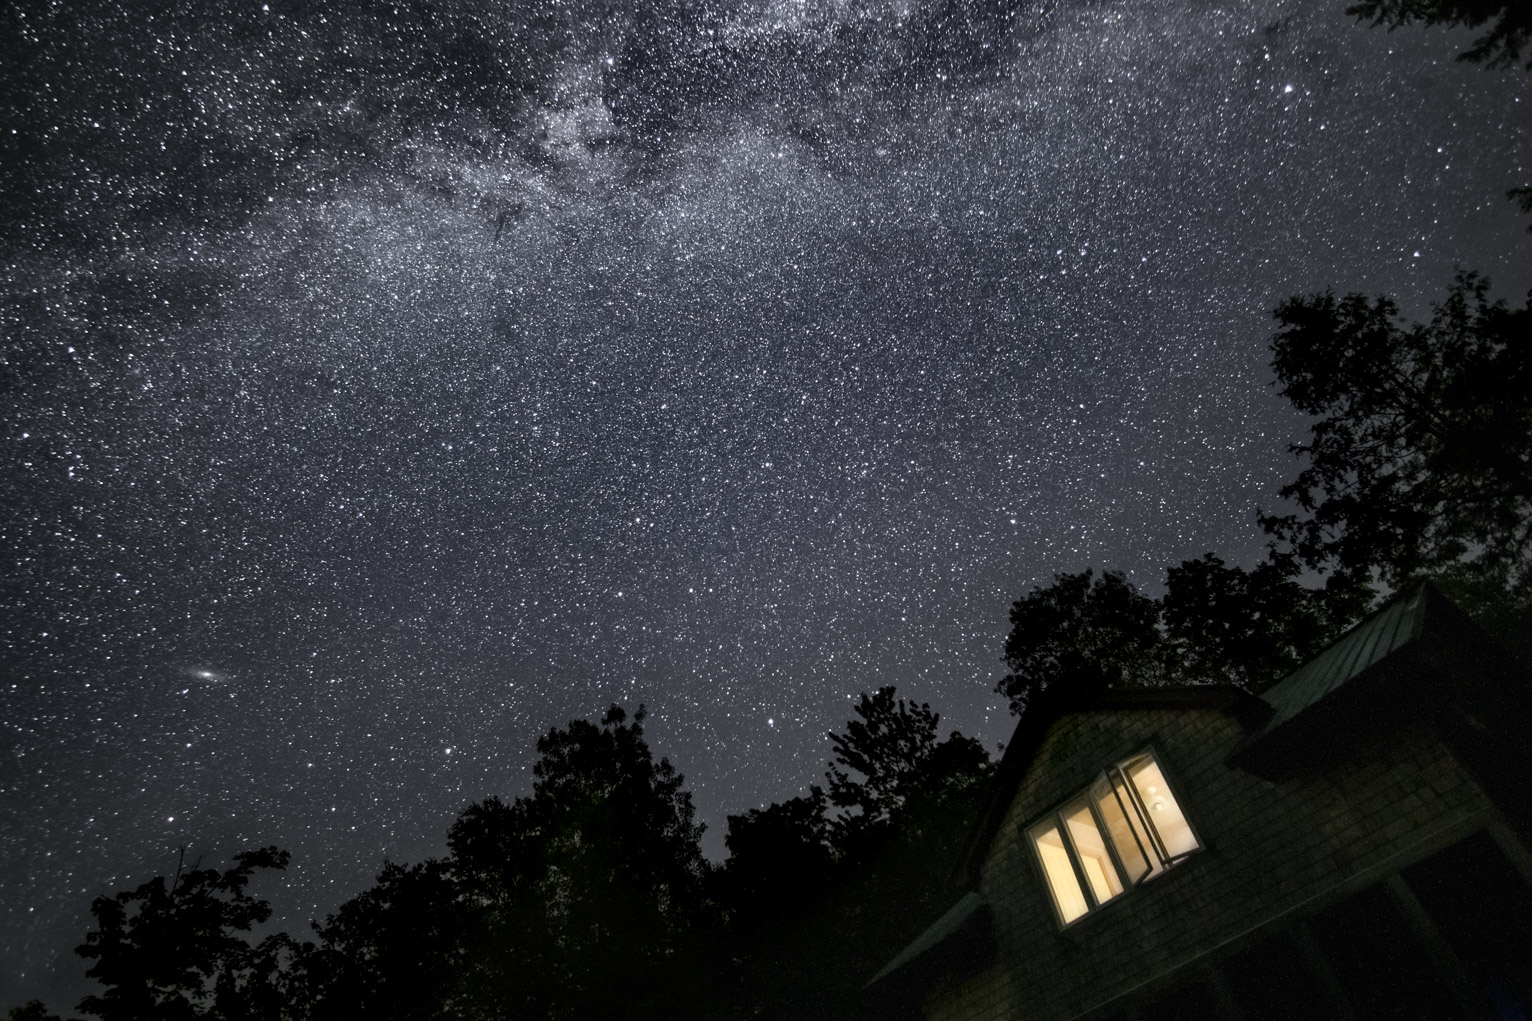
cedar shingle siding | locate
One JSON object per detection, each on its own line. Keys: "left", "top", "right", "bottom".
{"left": 877, "top": 586, "right": 1532, "bottom": 1021}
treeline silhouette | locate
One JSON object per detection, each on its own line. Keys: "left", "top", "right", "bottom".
{"left": 13, "top": 1, "right": 1532, "bottom": 1017}
{"left": 11, "top": 694, "right": 993, "bottom": 1021}
{"left": 13, "top": 267, "right": 1531, "bottom": 1018}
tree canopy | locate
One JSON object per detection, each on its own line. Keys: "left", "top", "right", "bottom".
{"left": 719, "top": 685, "right": 994, "bottom": 1019}
{"left": 73, "top": 847, "right": 294, "bottom": 1021}
{"left": 291, "top": 859, "right": 467, "bottom": 1021}
{"left": 997, "top": 569, "right": 1168, "bottom": 715}
{"left": 29, "top": 695, "right": 992, "bottom": 1021}
{"left": 1161, "top": 553, "right": 1367, "bottom": 687}
{"left": 1348, "top": 0, "right": 1532, "bottom": 68}
{"left": 996, "top": 555, "right": 1369, "bottom": 715}
{"left": 826, "top": 687, "right": 986, "bottom": 834}
{"left": 440, "top": 705, "right": 720, "bottom": 1021}
{"left": 1262, "top": 273, "right": 1532, "bottom": 608}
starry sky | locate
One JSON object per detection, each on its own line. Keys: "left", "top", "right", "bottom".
{"left": 2, "top": 0, "right": 1529, "bottom": 1007}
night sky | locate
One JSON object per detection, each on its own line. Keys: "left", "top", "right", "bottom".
{"left": 3, "top": 0, "right": 1529, "bottom": 1007}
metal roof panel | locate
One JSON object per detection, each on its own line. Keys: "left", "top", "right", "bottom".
{"left": 1257, "top": 586, "right": 1429, "bottom": 734}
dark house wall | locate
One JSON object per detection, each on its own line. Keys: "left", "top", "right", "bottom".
{"left": 923, "top": 703, "right": 1526, "bottom": 1021}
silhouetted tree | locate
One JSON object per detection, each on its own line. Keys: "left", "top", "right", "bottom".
{"left": 443, "top": 705, "right": 726, "bottom": 1021}
{"left": 6, "top": 1003, "right": 73, "bottom": 1021}
{"left": 1261, "top": 273, "right": 1532, "bottom": 612}
{"left": 826, "top": 689, "right": 946, "bottom": 837}
{"left": 713, "top": 688, "right": 994, "bottom": 1019}
{"left": 997, "top": 569, "right": 1168, "bottom": 715}
{"left": 1514, "top": 186, "right": 1532, "bottom": 228}
{"left": 41, "top": 696, "right": 1006, "bottom": 1020}
{"left": 74, "top": 847, "right": 294, "bottom": 1021}
{"left": 826, "top": 689, "right": 994, "bottom": 1015}
{"left": 716, "top": 789, "right": 837, "bottom": 1018}
{"left": 824, "top": 688, "right": 993, "bottom": 861}
{"left": 998, "top": 556, "right": 1372, "bottom": 711}
{"left": 1348, "top": 0, "right": 1531, "bottom": 68}
{"left": 1162, "top": 553, "right": 1366, "bottom": 689}
{"left": 291, "top": 705, "right": 730, "bottom": 1020}
{"left": 722, "top": 789, "right": 834, "bottom": 904}
{"left": 289, "top": 859, "right": 468, "bottom": 1021}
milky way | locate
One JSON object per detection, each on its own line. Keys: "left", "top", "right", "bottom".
{"left": 2, "top": 0, "right": 1529, "bottom": 1006}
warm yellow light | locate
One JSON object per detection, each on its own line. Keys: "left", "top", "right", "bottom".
{"left": 1031, "top": 823, "right": 1089, "bottom": 923}
{"left": 1031, "top": 749, "right": 1201, "bottom": 929}
{"left": 1063, "top": 795, "right": 1123, "bottom": 905}
{"left": 1127, "top": 757, "right": 1197, "bottom": 858}
{"left": 1093, "top": 776, "right": 1150, "bottom": 882}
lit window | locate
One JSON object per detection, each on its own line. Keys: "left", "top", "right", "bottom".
{"left": 1027, "top": 748, "right": 1199, "bottom": 926}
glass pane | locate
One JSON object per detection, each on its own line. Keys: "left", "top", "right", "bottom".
{"left": 1111, "top": 769, "right": 1166, "bottom": 876}
{"left": 1124, "top": 752, "right": 1199, "bottom": 859}
{"left": 1063, "top": 794, "right": 1124, "bottom": 905}
{"left": 1093, "top": 776, "right": 1151, "bottom": 885}
{"left": 1030, "top": 821, "right": 1090, "bottom": 923}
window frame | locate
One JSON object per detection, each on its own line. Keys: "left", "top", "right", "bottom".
{"left": 1025, "top": 745, "right": 1202, "bottom": 929}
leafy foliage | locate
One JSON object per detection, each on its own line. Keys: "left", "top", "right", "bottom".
{"left": 716, "top": 790, "right": 839, "bottom": 1019}
{"left": 7, "top": 1003, "right": 73, "bottom": 1021}
{"left": 294, "top": 704, "right": 725, "bottom": 1021}
{"left": 1261, "top": 273, "right": 1532, "bottom": 605}
{"left": 823, "top": 689, "right": 993, "bottom": 1016}
{"left": 444, "top": 705, "right": 722, "bottom": 1021}
{"left": 1347, "top": 0, "right": 1532, "bottom": 68}
{"left": 718, "top": 687, "right": 994, "bottom": 1019}
{"left": 996, "top": 271, "right": 1530, "bottom": 712}
{"left": 997, "top": 569, "right": 1169, "bottom": 714}
{"left": 57, "top": 706, "right": 737, "bottom": 1021}
{"left": 291, "top": 860, "right": 468, "bottom": 1021}
{"left": 822, "top": 689, "right": 992, "bottom": 863}
{"left": 721, "top": 787, "right": 834, "bottom": 909}
{"left": 1162, "top": 553, "right": 1367, "bottom": 688}
{"left": 74, "top": 848, "right": 293, "bottom": 1021}
{"left": 997, "top": 556, "right": 1370, "bottom": 714}
{"left": 1513, "top": 186, "right": 1532, "bottom": 232}
{"left": 828, "top": 689, "right": 948, "bottom": 830}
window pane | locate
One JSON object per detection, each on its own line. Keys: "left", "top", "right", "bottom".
{"left": 1093, "top": 776, "right": 1151, "bottom": 885}
{"left": 1063, "top": 795, "right": 1124, "bottom": 905}
{"left": 1030, "top": 821, "right": 1089, "bottom": 923}
{"left": 1124, "top": 752, "right": 1199, "bottom": 859}
{"left": 1111, "top": 770, "right": 1166, "bottom": 876}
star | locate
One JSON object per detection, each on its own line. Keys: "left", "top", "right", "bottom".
{"left": 2, "top": 0, "right": 1528, "bottom": 1009}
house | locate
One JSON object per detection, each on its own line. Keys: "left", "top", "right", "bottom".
{"left": 868, "top": 584, "right": 1532, "bottom": 1020}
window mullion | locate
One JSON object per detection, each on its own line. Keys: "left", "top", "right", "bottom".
{"left": 1057, "top": 810, "right": 1101, "bottom": 909}
{"left": 1086, "top": 792, "right": 1133, "bottom": 890}
{"left": 1105, "top": 771, "right": 1156, "bottom": 881}
{"left": 1116, "top": 765, "right": 1171, "bottom": 867}
{"left": 1029, "top": 749, "right": 1200, "bottom": 928}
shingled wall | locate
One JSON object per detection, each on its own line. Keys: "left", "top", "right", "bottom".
{"left": 922, "top": 702, "right": 1497, "bottom": 1021}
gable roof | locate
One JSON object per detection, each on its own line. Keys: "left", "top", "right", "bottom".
{"left": 872, "top": 685, "right": 1263, "bottom": 988}
{"left": 876, "top": 584, "right": 1525, "bottom": 993}
{"left": 1231, "top": 581, "right": 1527, "bottom": 773}
{"left": 865, "top": 891, "right": 990, "bottom": 988}
{"left": 955, "top": 583, "right": 1503, "bottom": 885}
{"left": 1255, "top": 583, "right": 1431, "bottom": 735}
